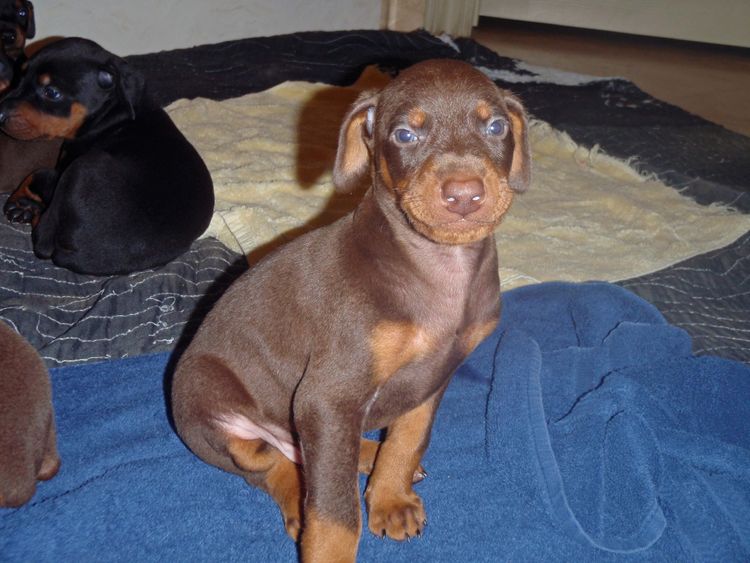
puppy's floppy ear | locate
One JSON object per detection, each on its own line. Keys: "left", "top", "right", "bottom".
{"left": 333, "top": 90, "right": 378, "bottom": 194}
{"left": 503, "top": 92, "right": 531, "bottom": 193}
{"left": 23, "top": 1, "right": 35, "bottom": 39}
{"left": 104, "top": 57, "right": 146, "bottom": 120}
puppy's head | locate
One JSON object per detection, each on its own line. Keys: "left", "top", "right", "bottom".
{"left": 0, "top": 37, "right": 146, "bottom": 141}
{"left": 334, "top": 59, "right": 530, "bottom": 246}
{"left": 0, "top": 0, "right": 34, "bottom": 92}
{"left": 0, "top": 0, "right": 34, "bottom": 61}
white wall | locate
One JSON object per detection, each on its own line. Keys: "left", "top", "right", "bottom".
{"left": 480, "top": 0, "right": 750, "bottom": 48}
{"left": 32, "top": 0, "right": 383, "bottom": 56}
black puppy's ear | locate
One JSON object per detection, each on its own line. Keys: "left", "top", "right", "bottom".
{"left": 105, "top": 57, "right": 146, "bottom": 120}
{"left": 503, "top": 92, "right": 531, "bottom": 193}
{"left": 332, "top": 90, "right": 378, "bottom": 194}
{"left": 23, "top": 1, "right": 35, "bottom": 39}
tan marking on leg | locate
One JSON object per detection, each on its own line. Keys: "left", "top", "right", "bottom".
{"left": 461, "top": 320, "right": 497, "bottom": 355}
{"left": 9, "top": 174, "right": 42, "bottom": 204}
{"left": 370, "top": 321, "right": 433, "bottom": 384}
{"left": 6, "top": 173, "right": 44, "bottom": 227}
{"left": 358, "top": 438, "right": 380, "bottom": 476}
{"left": 365, "top": 399, "right": 436, "bottom": 540}
{"left": 227, "top": 437, "right": 304, "bottom": 540}
{"left": 359, "top": 438, "right": 426, "bottom": 483}
{"left": 302, "top": 508, "right": 360, "bottom": 563}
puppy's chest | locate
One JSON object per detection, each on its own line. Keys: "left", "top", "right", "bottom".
{"left": 365, "top": 263, "right": 499, "bottom": 423}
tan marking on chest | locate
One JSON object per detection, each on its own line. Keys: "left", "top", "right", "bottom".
{"left": 460, "top": 320, "right": 497, "bottom": 355}
{"left": 371, "top": 321, "right": 433, "bottom": 384}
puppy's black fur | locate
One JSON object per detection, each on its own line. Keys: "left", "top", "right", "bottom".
{"left": 0, "top": 38, "right": 214, "bottom": 275}
{"left": 0, "top": 0, "right": 33, "bottom": 65}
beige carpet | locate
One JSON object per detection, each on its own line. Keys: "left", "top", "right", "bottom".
{"left": 166, "top": 68, "right": 750, "bottom": 289}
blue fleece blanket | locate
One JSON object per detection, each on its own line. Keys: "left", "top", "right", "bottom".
{"left": 2, "top": 282, "right": 749, "bottom": 561}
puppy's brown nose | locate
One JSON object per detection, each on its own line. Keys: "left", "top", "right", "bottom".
{"left": 441, "top": 178, "right": 485, "bottom": 217}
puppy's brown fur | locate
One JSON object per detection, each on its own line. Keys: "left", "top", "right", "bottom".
{"left": 0, "top": 321, "right": 60, "bottom": 508}
{"left": 171, "top": 59, "right": 530, "bottom": 562}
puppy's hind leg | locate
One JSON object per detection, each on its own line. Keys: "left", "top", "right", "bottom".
{"left": 228, "top": 437, "right": 304, "bottom": 541}
{"left": 172, "top": 356, "right": 303, "bottom": 540}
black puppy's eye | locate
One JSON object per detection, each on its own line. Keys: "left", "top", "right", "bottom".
{"left": 18, "top": 9, "right": 27, "bottom": 18}
{"left": 41, "top": 85, "right": 62, "bottom": 101}
{"left": 486, "top": 119, "right": 507, "bottom": 137}
{"left": 394, "top": 128, "right": 418, "bottom": 144}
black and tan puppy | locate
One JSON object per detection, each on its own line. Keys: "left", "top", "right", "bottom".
{"left": 0, "top": 321, "right": 59, "bottom": 508}
{"left": 0, "top": 37, "right": 214, "bottom": 275}
{"left": 0, "top": 0, "right": 59, "bottom": 195}
{"left": 171, "top": 59, "right": 530, "bottom": 562}
{"left": 0, "top": 0, "right": 33, "bottom": 65}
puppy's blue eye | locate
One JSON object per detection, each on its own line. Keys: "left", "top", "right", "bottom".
{"left": 486, "top": 119, "right": 507, "bottom": 137}
{"left": 42, "top": 86, "right": 62, "bottom": 101}
{"left": 395, "top": 129, "right": 418, "bottom": 143}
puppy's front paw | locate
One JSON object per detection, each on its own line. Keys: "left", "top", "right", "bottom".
{"left": 366, "top": 489, "right": 426, "bottom": 541}
{"left": 4, "top": 184, "right": 44, "bottom": 225}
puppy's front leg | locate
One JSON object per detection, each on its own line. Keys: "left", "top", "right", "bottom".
{"left": 3, "top": 169, "right": 58, "bottom": 226}
{"left": 365, "top": 386, "right": 446, "bottom": 540}
{"left": 295, "top": 383, "right": 363, "bottom": 563}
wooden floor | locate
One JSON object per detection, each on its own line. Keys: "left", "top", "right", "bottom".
{"left": 471, "top": 18, "right": 750, "bottom": 137}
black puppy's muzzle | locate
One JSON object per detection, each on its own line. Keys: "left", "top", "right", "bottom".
{"left": 1, "top": 30, "right": 15, "bottom": 47}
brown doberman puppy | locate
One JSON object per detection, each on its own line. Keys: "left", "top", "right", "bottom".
{"left": 0, "top": 320, "right": 60, "bottom": 508}
{"left": 171, "top": 59, "right": 530, "bottom": 562}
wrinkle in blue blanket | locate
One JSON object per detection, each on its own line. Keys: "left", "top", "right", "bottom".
{"left": 2, "top": 282, "right": 748, "bottom": 561}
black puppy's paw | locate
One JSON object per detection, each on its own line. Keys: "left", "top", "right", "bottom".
{"left": 4, "top": 195, "right": 43, "bottom": 224}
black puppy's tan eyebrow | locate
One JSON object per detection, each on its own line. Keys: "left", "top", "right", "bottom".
{"left": 37, "top": 73, "right": 52, "bottom": 86}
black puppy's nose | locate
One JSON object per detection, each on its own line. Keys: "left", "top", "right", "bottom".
{"left": 441, "top": 178, "right": 485, "bottom": 217}
{"left": 1, "top": 30, "right": 15, "bottom": 45}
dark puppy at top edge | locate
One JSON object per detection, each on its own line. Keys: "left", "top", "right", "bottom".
{"left": 0, "top": 0, "right": 34, "bottom": 79}
{"left": 0, "top": 37, "right": 214, "bottom": 275}
{"left": 171, "top": 59, "right": 530, "bottom": 562}
{"left": 0, "top": 321, "right": 60, "bottom": 508}
{"left": 0, "top": 0, "right": 57, "bottom": 195}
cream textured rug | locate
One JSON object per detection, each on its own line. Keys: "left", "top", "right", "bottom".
{"left": 166, "top": 69, "right": 750, "bottom": 290}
